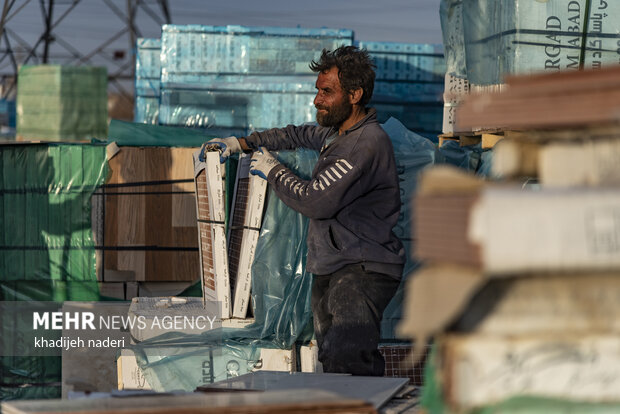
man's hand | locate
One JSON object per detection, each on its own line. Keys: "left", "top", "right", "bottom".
{"left": 250, "top": 147, "right": 280, "bottom": 180}
{"left": 199, "top": 136, "right": 241, "bottom": 163}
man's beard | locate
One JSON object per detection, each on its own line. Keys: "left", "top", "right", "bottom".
{"left": 316, "top": 99, "right": 352, "bottom": 128}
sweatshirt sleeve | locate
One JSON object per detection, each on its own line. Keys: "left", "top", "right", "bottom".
{"left": 265, "top": 155, "right": 363, "bottom": 220}
{"left": 244, "top": 124, "right": 326, "bottom": 152}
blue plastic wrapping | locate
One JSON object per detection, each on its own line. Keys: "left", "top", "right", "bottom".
{"left": 160, "top": 25, "right": 354, "bottom": 83}
{"left": 380, "top": 118, "right": 444, "bottom": 338}
{"left": 438, "top": 140, "right": 494, "bottom": 177}
{"left": 134, "top": 38, "right": 161, "bottom": 124}
{"left": 159, "top": 79, "right": 316, "bottom": 132}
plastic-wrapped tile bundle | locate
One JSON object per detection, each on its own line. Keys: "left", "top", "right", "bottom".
{"left": 358, "top": 41, "right": 446, "bottom": 134}
{"left": 440, "top": 0, "right": 468, "bottom": 79}
{"left": 0, "top": 142, "right": 107, "bottom": 400}
{"left": 158, "top": 76, "right": 317, "bottom": 133}
{"left": 158, "top": 25, "right": 353, "bottom": 134}
{"left": 134, "top": 38, "right": 161, "bottom": 124}
{"left": 160, "top": 25, "right": 354, "bottom": 81}
{"left": 17, "top": 65, "right": 108, "bottom": 141}
{"left": 463, "top": 0, "right": 620, "bottom": 86}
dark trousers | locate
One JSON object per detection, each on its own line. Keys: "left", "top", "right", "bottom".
{"left": 311, "top": 264, "right": 400, "bottom": 376}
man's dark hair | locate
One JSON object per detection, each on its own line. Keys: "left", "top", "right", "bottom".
{"left": 309, "top": 45, "right": 376, "bottom": 107}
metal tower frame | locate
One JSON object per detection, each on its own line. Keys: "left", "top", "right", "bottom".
{"left": 0, "top": 0, "right": 171, "bottom": 101}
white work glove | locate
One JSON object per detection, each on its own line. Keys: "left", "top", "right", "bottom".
{"left": 199, "top": 136, "right": 241, "bottom": 163}
{"left": 249, "top": 147, "right": 280, "bottom": 180}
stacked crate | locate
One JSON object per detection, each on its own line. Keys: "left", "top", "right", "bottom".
{"left": 17, "top": 65, "right": 108, "bottom": 141}
{"left": 158, "top": 24, "right": 353, "bottom": 135}
{"left": 134, "top": 38, "right": 161, "bottom": 125}
{"left": 359, "top": 41, "right": 446, "bottom": 135}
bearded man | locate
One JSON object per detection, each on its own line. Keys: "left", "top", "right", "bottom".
{"left": 201, "top": 45, "right": 405, "bottom": 376}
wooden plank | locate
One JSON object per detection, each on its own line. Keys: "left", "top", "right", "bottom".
{"left": 458, "top": 135, "right": 481, "bottom": 147}
{"left": 481, "top": 133, "right": 503, "bottom": 149}
{"left": 437, "top": 135, "right": 459, "bottom": 147}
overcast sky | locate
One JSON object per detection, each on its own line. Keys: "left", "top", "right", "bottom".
{"left": 0, "top": 0, "right": 444, "bottom": 93}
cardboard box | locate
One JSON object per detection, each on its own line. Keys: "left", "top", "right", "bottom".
{"left": 415, "top": 167, "right": 620, "bottom": 274}
{"left": 300, "top": 340, "right": 323, "bottom": 373}
{"left": 194, "top": 150, "right": 231, "bottom": 318}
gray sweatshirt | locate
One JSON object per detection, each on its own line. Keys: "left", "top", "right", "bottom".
{"left": 243, "top": 108, "right": 405, "bottom": 278}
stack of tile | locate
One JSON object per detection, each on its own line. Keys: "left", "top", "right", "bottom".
{"left": 158, "top": 25, "right": 353, "bottom": 136}
{"left": 457, "top": 65, "right": 620, "bottom": 132}
{"left": 192, "top": 149, "right": 268, "bottom": 320}
{"left": 227, "top": 154, "right": 268, "bottom": 318}
{"left": 439, "top": 0, "right": 620, "bottom": 136}
{"left": 16, "top": 65, "right": 108, "bottom": 141}
{"left": 193, "top": 150, "right": 231, "bottom": 317}
{"left": 359, "top": 41, "right": 445, "bottom": 134}
{"left": 97, "top": 146, "right": 200, "bottom": 285}
{"left": 399, "top": 65, "right": 620, "bottom": 413}
{"left": 134, "top": 38, "right": 161, "bottom": 125}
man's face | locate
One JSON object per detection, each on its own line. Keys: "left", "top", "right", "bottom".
{"left": 314, "top": 66, "right": 352, "bottom": 128}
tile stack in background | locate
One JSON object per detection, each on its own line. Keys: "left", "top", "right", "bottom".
{"left": 157, "top": 25, "right": 353, "bottom": 136}
{"left": 132, "top": 27, "right": 448, "bottom": 139}
{"left": 16, "top": 65, "right": 108, "bottom": 141}
{"left": 134, "top": 38, "right": 161, "bottom": 125}
{"left": 358, "top": 41, "right": 446, "bottom": 137}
